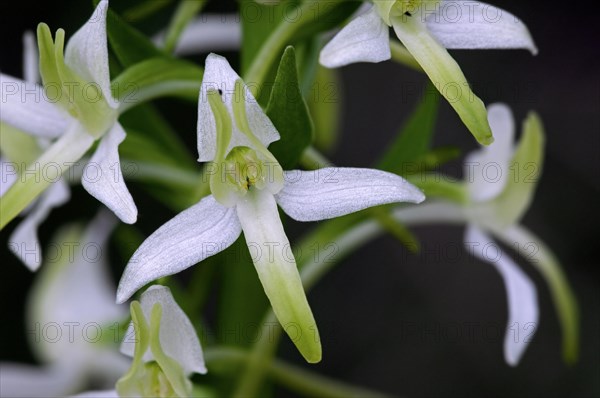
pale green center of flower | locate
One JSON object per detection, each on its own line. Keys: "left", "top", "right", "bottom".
{"left": 37, "top": 23, "right": 116, "bottom": 138}
{"left": 373, "top": 0, "right": 440, "bottom": 25}
{"left": 207, "top": 79, "right": 284, "bottom": 207}
{"left": 116, "top": 302, "right": 192, "bottom": 398}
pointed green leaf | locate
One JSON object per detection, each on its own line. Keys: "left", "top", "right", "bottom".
{"left": 378, "top": 85, "right": 439, "bottom": 174}
{"left": 266, "top": 47, "right": 314, "bottom": 169}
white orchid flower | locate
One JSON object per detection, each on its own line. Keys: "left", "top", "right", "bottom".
{"left": 394, "top": 103, "right": 547, "bottom": 365}
{"left": 76, "top": 285, "right": 207, "bottom": 398}
{"left": 320, "top": 0, "right": 537, "bottom": 145}
{"left": 0, "top": 0, "right": 137, "bottom": 230}
{"left": 116, "top": 53, "right": 425, "bottom": 363}
{"left": 0, "top": 32, "right": 71, "bottom": 271}
{"left": 0, "top": 210, "right": 129, "bottom": 397}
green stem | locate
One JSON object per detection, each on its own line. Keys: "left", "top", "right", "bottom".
{"left": 1, "top": 124, "right": 93, "bottom": 230}
{"left": 389, "top": 40, "right": 422, "bottom": 72}
{"left": 163, "top": 0, "right": 208, "bottom": 54}
{"left": 206, "top": 346, "right": 390, "bottom": 398}
{"left": 243, "top": 2, "right": 317, "bottom": 93}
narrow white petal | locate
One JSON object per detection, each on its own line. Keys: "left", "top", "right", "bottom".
{"left": 72, "top": 390, "right": 119, "bottom": 398}
{"left": 117, "top": 195, "right": 242, "bottom": 303}
{"left": 81, "top": 122, "right": 137, "bottom": 224}
{"left": 237, "top": 188, "right": 321, "bottom": 363}
{"left": 9, "top": 179, "right": 70, "bottom": 271}
{"left": 464, "top": 103, "right": 515, "bottom": 202}
{"left": 276, "top": 168, "right": 425, "bottom": 222}
{"left": 27, "top": 209, "right": 126, "bottom": 365}
{"left": 0, "top": 74, "right": 70, "bottom": 138}
{"left": 1, "top": 156, "right": 18, "bottom": 196}
{"left": 197, "top": 53, "right": 280, "bottom": 162}
{"left": 64, "top": 0, "right": 118, "bottom": 108}
{"left": 121, "top": 285, "right": 206, "bottom": 375}
{"left": 0, "top": 363, "right": 82, "bottom": 398}
{"left": 163, "top": 14, "right": 241, "bottom": 55}
{"left": 426, "top": 1, "right": 537, "bottom": 54}
{"left": 319, "top": 6, "right": 391, "bottom": 68}
{"left": 23, "top": 31, "right": 39, "bottom": 84}
{"left": 465, "top": 226, "right": 539, "bottom": 366}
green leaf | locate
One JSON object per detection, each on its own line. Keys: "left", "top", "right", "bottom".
{"left": 378, "top": 85, "right": 439, "bottom": 174}
{"left": 163, "top": 0, "right": 208, "bottom": 53}
{"left": 112, "top": 57, "right": 203, "bottom": 107}
{"left": 266, "top": 47, "right": 314, "bottom": 169}
{"left": 94, "top": 0, "right": 165, "bottom": 67}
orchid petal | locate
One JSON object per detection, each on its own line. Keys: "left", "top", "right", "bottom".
{"left": 391, "top": 16, "right": 493, "bottom": 145}
{"left": 27, "top": 210, "right": 125, "bottom": 364}
{"left": 0, "top": 363, "right": 82, "bottom": 398}
{"left": 426, "top": 1, "right": 538, "bottom": 54}
{"left": 276, "top": 168, "right": 425, "bottom": 222}
{"left": 81, "top": 122, "right": 137, "bottom": 224}
{"left": 169, "top": 14, "right": 241, "bottom": 55}
{"left": 9, "top": 178, "right": 70, "bottom": 271}
{"left": 237, "top": 188, "right": 321, "bottom": 363}
{"left": 319, "top": 6, "right": 391, "bottom": 68}
{"left": 117, "top": 195, "right": 242, "bottom": 303}
{"left": 197, "top": 53, "right": 280, "bottom": 162}
{"left": 465, "top": 103, "right": 515, "bottom": 202}
{"left": 121, "top": 286, "right": 206, "bottom": 375}
{"left": 64, "top": 0, "right": 118, "bottom": 108}
{"left": 23, "top": 31, "right": 39, "bottom": 84}
{"left": 1, "top": 156, "right": 18, "bottom": 196}
{"left": 465, "top": 226, "right": 539, "bottom": 366}
{"left": 0, "top": 74, "right": 70, "bottom": 138}
{"left": 393, "top": 200, "right": 466, "bottom": 226}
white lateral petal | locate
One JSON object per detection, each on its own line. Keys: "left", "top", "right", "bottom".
{"left": 465, "top": 226, "right": 539, "bottom": 366}
{"left": 27, "top": 210, "right": 126, "bottom": 365}
{"left": 426, "top": 1, "right": 538, "bottom": 54}
{"left": 23, "top": 31, "right": 39, "bottom": 84}
{"left": 465, "top": 103, "right": 515, "bottom": 202}
{"left": 319, "top": 5, "right": 391, "bottom": 68}
{"left": 197, "top": 53, "right": 280, "bottom": 162}
{"left": 168, "top": 14, "right": 241, "bottom": 55}
{"left": 117, "top": 195, "right": 242, "bottom": 303}
{"left": 276, "top": 168, "right": 425, "bottom": 222}
{"left": 9, "top": 179, "right": 70, "bottom": 271}
{"left": 393, "top": 200, "right": 466, "bottom": 226}
{"left": 0, "top": 363, "right": 82, "bottom": 398}
{"left": 0, "top": 74, "right": 70, "bottom": 138}
{"left": 121, "top": 285, "right": 206, "bottom": 375}
{"left": 81, "top": 122, "right": 137, "bottom": 224}
{"left": 64, "top": 0, "right": 118, "bottom": 108}
{"left": 236, "top": 188, "right": 321, "bottom": 363}
{"left": 1, "top": 156, "right": 18, "bottom": 196}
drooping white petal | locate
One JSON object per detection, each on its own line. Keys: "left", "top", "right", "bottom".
{"left": 64, "top": 0, "right": 118, "bottom": 108}
{"left": 197, "top": 53, "right": 280, "bottom": 162}
{"left": 23, "top": 31, "right": 39, "bottom": 84}
{"left": 464, "top": 103, "right": 515, "bottom": 202}
{"left": 426, "top": 1, "right": 538, "bottom": 55}
{"left": 27, "top": 210, "right": 126, "bottom": 364}
{"left": 0, "top": 74, "right": 70, "bottom": 138}
{"left": 237, "top": 188, "right": 321, "bottom": 363}
{"left": 8, "top": 179, "right": 70, "bottom": 271}
{"left": 162, "top": 14, "right": 241, "bottom": 55}
{"left": 0, "top": 363, "right": 82, "bottom": 398}
{"left": 121, "top": 285, "right": 206, "bottom": 375}
{"left": 465, "top": 226, "right": 539, "bottom": 366}
{"left": 81, "top": 122, "right": 137, "bottom": 224}
{"left": 319, "top": 5, "right": 391, "bottom": 68}
{"left": 276, "top": 168, "right": 425, "bottom": 222}
{"left": 117, "top": 195, "right": 242, "bottom": 303}
{"left": 1, "top": 156, "right": 18, "bottom": 196}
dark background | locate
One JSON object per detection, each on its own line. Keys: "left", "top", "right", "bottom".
{"left": 1, "top": 1, "right": 599, "bottom": 397}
